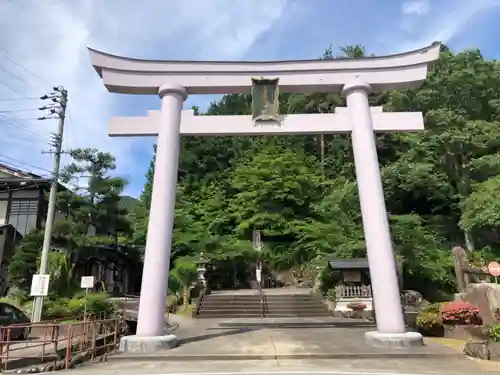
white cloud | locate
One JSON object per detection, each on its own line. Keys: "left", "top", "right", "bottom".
{"left": 401, "top": 0, "right": 430, "bottom": 16}
{"left": 381, "top": 0, "right": 500, "bottom": 54}
{"left": 0, "top": 0, "right": 289, "bottom": 194}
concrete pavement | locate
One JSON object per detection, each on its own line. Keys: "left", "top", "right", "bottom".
{"left": 64, "top": 317, "right": 495, "bottom": 374}
{"left": 69, "top": 358, "right": 495, "bottom": 375}
{"left": 109, "top": 317, "right": 464, "bottom": 360}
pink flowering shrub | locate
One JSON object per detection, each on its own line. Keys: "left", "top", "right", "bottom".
{"left": 440, "top": 301, "right": 482, "bottom": 325}
{"left": 347, "top": 302, "right": 367, "bottom": 311}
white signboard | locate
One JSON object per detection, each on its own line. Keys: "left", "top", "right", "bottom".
{"left": 343, "top": 270, "right": 362, "bottom": 283}
{"left": 80, "top": 276, "right": 95, "bottom": 289}
{"left": 30, "top": 274, "right": 51, "bottom": 297}
{"left": 256, "top": 268, "right": 262, "bottom": 283}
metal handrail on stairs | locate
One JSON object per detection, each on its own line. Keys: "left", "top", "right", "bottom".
{"left": 257, "top": 281, "right": 266, "bottom": 319}
{"left": 194, "top": 287, "right": 207, "bottom": 318}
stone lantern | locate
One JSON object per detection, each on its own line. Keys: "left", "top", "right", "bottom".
{"left": 195, "top": 252, "right": 209, "bottom": 288}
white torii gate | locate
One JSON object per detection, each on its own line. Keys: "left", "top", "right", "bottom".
{"left": 88, "top": 43, "right": 441, "bottom": 351}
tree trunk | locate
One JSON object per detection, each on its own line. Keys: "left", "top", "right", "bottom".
{"left": 183, "top": 285, "right": 189, "bottom": 308}
{"left": 464, "top": 230, "right": 475, "bottom": 252}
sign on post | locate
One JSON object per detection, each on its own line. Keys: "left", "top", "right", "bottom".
{"left": 80, "top": 276, "right": 95, "bottom": 320}
{"left": 256, "top": 268, "right": 262, "bottom": 283}
{"left": 488, "top": 262, "right": 500, "bottom": 280}
{"left": 80, "top": 276, "right": 95, "bottom": 289}
{"left": 30, "top": 275, "right": 50, "bottom": 297}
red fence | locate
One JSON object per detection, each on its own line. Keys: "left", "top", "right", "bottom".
{"left": 0, "top": 315, "right": 120, "bottom": 371}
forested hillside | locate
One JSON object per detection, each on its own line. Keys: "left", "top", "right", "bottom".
{"left": 135, "top": 44, "right": 500, "bottom": 300}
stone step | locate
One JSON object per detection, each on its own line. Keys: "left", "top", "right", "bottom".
{"left": 201, "top": 300, "right": 325, "bottom": 306}
{"left": 205, "top": 294, "right": 317, "bottom": 299}
{"left": 202, "top": 298, "right": 323, "bottom": 305}
{"left": 197, "top": 292, "right": 330, "bottom": 319}
{"left": 200, "top": 305, "right": 328, "bottom": 311}
{"left": 200, "top": 307, "right": 329, "bottom": 313}
{"left": 197, "top": 312, "right": 332, "bottom": 318}
{"left": 205, "top": 293, "right": 316, "bottom": 298}
{"left": 197, "top": 314, "right": 262, "bottom": 318}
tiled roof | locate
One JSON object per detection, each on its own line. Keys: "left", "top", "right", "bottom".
{"left": 0, "top": 163, "right": 41, "bottom": 179}
{"left": 328, "top": 258, "right": 369, "bottom": 269}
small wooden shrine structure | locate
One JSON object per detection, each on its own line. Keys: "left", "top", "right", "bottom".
{"left": 327, "top": 258, "right": 373, "bottom": 311}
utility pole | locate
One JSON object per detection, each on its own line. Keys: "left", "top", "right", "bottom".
{"left": 32, "top": 86, "right": 68, "bottom": 323}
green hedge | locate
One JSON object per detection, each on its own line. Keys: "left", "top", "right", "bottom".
{"left": 1, "top": 293, "right": 114, "bottom": 321}
{"left": 415, "top": 302, "right": 444, "bottom": 337}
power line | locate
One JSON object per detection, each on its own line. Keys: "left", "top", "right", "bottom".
{"left": 0, "top": 50, "right": 53, "bottom": 91}
{"left": 0, "top": 154, "right": 53, "bottom": 176}
{"left": 0, "top": 114, "right": 51, "bottom": 142}
{"left": 0, "top": 97, "right": 42, "bottom": 103}
{"left": 0, "top": 108, "right": 40, "bottom": 113}
{"left": 0, "top": 79, "right": 24, "bottom": 96}
{"left": 0, "top": 64, "right": 43, "bottom": 94}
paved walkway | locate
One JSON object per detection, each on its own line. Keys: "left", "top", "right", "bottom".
{"left": 69, "top": 358, "right": 497, "bottom": 375}
{"left": 70, "top": 317, "right": 495, "bottom": 374}
{"left": 141, "top": 318, "right": 457, "bottom": 360}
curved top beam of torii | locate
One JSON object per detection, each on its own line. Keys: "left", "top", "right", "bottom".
{"left": 88, "top": 42, "right": 441, "bottom": 95}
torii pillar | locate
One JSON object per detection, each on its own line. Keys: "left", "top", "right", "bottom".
{"left": 88, "top": 43, "right": 441, "bottom": 352}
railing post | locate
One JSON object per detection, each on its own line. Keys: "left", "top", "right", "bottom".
{"left": 65, "top": 325, "right": 72, "bottom": 370}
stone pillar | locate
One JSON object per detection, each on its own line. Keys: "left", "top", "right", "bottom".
{"left": 136, "top": 83, "right": 187, "bottom": 337}
{"left": 452, "top": 246, "right": 468, "bottom": 293}
{"left": 342, "top": 77, "right": 422, "bottom": 347}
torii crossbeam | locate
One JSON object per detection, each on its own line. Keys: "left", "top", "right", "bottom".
{"left": 108, "top": 107, "right": 423, "bottom": 137}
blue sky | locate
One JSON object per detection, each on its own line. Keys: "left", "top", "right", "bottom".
{"left": 0, "top": 0, "right": 499, "bottom": 198}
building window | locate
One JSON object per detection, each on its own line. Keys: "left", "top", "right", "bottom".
{"left": 8, "top": 200, "right": 39, "bottom": 236}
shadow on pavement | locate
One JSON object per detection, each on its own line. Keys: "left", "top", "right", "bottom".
{"left": 178, "top": 326, "right": 261, "bottom": 345}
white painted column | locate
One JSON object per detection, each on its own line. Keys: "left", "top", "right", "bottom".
{"left": 136, "top": 83, "right": 187, "bottom": 337}
{"left": 342, "top": 77, "right": 405, "bottom": 334}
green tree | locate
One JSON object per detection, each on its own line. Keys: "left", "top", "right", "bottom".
{"left": 170, "top": 257, "right": 198, "bottom": 307}
{"left": 10, "top": 148, "right": 137, "bottom": 297}
{"left": 8, "top": 231, "right": 43, "bottom": 291}
{"left": 384, "top": 47, "right": 500, "bottom": 251}
{"left": 134, "top": 43, "right": 500, "bottom": 298}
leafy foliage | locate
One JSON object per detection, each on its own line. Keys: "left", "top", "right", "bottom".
{"left": 133, "top": 43, "right": 500, "bottom": 300}
{"left": 8, "top": 148, "right": 139, "bottom": 297}
{"left": 489, "top": 323, "right": 500, "bottom": 342}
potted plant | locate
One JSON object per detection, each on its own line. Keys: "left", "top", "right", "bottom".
{"left": 347, "top": 302, "right": 367, "bottom": 319}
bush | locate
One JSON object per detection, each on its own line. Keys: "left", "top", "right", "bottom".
{"left": 416, "top": 303, "right": 444, "bottom": 336}
{"left": 43, "top": 298, "right": 71, "bottom": 319}
{"left": 325, "top": 288, "right": 336, "bottom": 302}
{"left": 66, "top": 297, "right": 85, "bottom": 316}
{"left": 440, "top": 301, "right": 482, "bottom": 325}
{"left": 416, "top": 311, "right": 443, "bottom": 336}
{"left": 489, "top": 323, "right": 500, "bottom": 342}
{"left": 40, "top": 293, "right": 114, "bottom": 320}
{"left": 416, "top": 311, "right": 442, "bottom": 328}
{"left": 423, "top": 302, "right": 442, "bottom": 314}
{"left": 81, "top": 292, "right": 114, "bottom": 316}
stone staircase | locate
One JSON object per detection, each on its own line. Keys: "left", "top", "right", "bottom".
{"left": 195, "top": 290, "right": 332, "bottom": 319}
